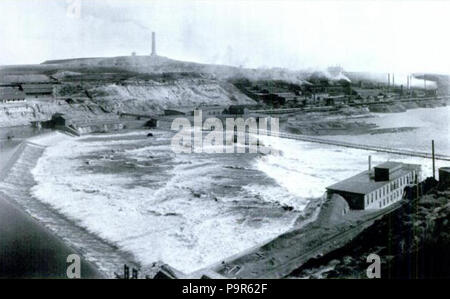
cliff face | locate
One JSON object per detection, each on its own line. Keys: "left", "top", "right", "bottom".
{"left": 88, "top": 78, "right": 255, "bottom": 114}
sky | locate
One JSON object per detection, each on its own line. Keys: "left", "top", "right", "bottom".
{"left": 0, "top": 0, "right": 449, "bottom": 74}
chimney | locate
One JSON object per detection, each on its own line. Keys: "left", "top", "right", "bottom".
{"left": 151, "top": 32, "right": 156, "bottom": 56}
{"left": 368, "top": 155, "right": 372, "bottom": 176}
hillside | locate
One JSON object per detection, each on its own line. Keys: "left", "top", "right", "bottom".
{"left": 86, "top": 78, "right": 255, "bottom": 114}
{"left": 42, "top": 55, "right": 315, "bottom": 85}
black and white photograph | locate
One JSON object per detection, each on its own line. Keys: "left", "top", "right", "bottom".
{"left": 0, "top": 0, "right": 449, "bottom": 285}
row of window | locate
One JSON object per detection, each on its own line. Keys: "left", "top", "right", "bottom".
{"left": 365, "top": 172, "right": 415, "bottom": 208}
{"left": 379, "top": 189, "right": 403, "bottom": 208}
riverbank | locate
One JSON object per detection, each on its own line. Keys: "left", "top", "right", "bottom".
{"left": 289, "top": 185, "right": 450, "bottom": 279}
{"left": 0, "top": 193, "right": 103, "bottom": 278}
{"left": 0, "top": 134, "right": 107, "bottom": 278}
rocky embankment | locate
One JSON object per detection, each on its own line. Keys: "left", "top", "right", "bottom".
{"left": 290, "top": 185, "right": 450, "bottom": 279}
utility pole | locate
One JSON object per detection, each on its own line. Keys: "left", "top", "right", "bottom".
{"left": 432, "top": 140, "right": 435, "bottom": 180}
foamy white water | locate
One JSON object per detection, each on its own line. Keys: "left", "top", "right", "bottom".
{"left": 30, "top": 130, "right": 300, "bottom": 273}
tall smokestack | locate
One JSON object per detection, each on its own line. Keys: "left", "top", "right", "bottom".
{"left": 368, "top": 155, "right": 372, "bottom": 175}
{"left": 151, "top": 32, "right": 156, "bottom": 56}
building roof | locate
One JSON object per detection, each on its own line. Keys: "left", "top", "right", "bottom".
{"left": 326, "top": 162, "right": 421, "bottom": 195}
{"left": 0, "top": 74, "right": 53, "bottom": 84}
{"left": 352, "top": 88, "right": 384, "bottom": 98}
{"left": 0, "top": 87, "right": 26, "bottom": 99}
{"left": 271, "top": 92, "right": 297, "bottom": 98}
{"left": 375, "top": 161, "right": 402, "bottom": 171}
{"left": 196, "top": 105, "right": 225, "bottom": 111}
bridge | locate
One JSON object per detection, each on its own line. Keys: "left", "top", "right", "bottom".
{"left": 251, "top": 129, "right": 450, "bottom": 161}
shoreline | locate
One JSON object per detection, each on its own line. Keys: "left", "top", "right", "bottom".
{"left": 0, "top": 135, "right": 106, "bottom": 278}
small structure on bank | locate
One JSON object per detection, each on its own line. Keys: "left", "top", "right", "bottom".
{"left": 50, "top": 113, "right": 75, "bottom": 127}
{"left": 439, "top": 167, "right": 450, "bottom": 189}
{"left": 226, "top": 104, "right": 261, "bottom": 115}
{"left": 164, "top": 105, "right": 226, "bottom": 117}
{"left": 195, "top": 105, "right": 225, "bottom": 117}
{"left": 327, "top": 160, "right": 421, "bottom": 210}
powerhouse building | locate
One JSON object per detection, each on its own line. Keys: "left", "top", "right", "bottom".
{"left": 327, "top": 161, "right": 421, "bottom": 210}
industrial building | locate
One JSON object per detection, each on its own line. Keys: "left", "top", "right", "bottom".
{"left": 351, "top": 88, "right": 385, "bottom": 102}
{"left": 196, "top": 105, "right": 225, "bottom": 117}
{"left": 255, "top": 92, "right": 301, "bottom": 106}
{"left": 164, "top": 105, "right": 225, "bottom": 117}
{"left": 325, "top": 95, "right": 347, "bottom": 106}
{"left": 226, "top": 104, "right": 261, "bottom": 115}
{"left": 327, "top": 161, "right": 421, "bottom": 210}
{"left": 0, "top": 74, "right": 57, "bottom": 98}
{"left": 0, "top": 86, "right": 26, "bottom": 103}
{"left": 164, "top": 106, "right": 197, "bottom": 116}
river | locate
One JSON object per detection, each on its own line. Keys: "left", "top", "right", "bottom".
{"left": 28, "top": 106, "right": 449, "bottom": 274}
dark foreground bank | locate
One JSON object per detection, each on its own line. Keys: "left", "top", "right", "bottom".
{"left": 290, "top": 183, "right": 450, "bottom": 279}
{"left": 0, "top": 195, "right": 104, "bottom": 278}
